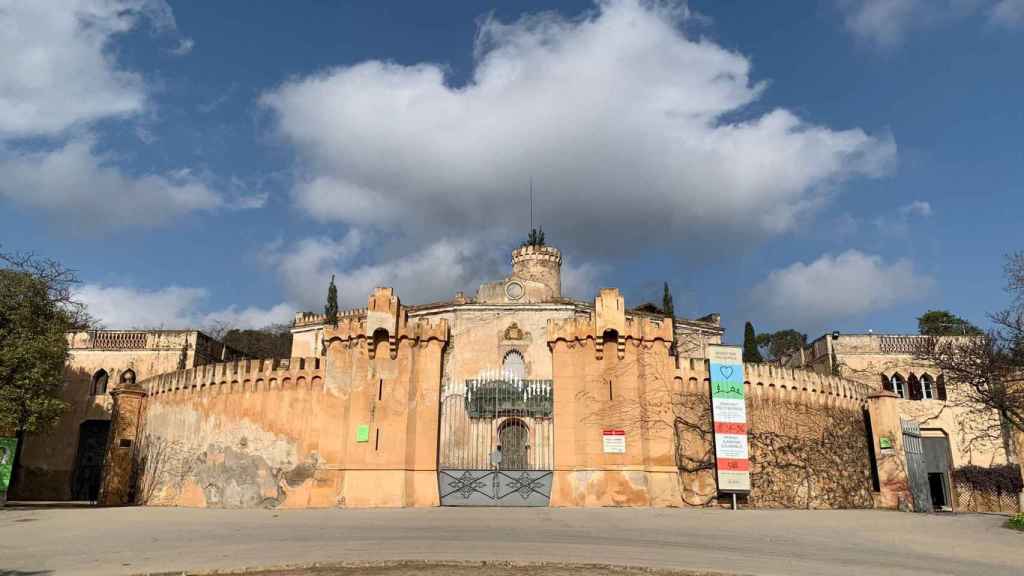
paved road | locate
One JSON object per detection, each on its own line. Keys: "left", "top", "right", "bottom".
{"left": 1, "top": 505, "right": 1021, "bottom": 576}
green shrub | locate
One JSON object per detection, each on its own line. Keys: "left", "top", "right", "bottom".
{"left": 1009, "top": 513, "right": 1024, "bottom": 531}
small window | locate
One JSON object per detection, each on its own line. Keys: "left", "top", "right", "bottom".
{"left": 891, "top": 374, "right": 906, "bottom": 399}
{"left": 921, "top": 374, "right": 934, "bottom": 400}
{"left": 91, "top": 369, "right": 109, "bottom": 396}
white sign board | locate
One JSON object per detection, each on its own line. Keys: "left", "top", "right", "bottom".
{"left": 602, "top": 429, "right": 626, "bottom": 453}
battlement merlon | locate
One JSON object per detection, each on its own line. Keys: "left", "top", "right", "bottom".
{"left": 322, "top": 287, "right": 449, "bottom": 357}
{"left": 547, "top": 288, "right": 673, "bottom": 358}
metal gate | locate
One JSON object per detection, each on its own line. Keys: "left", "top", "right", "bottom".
{"left": 438, "top": 370, "right": 554, "bottom": 506}
{"left": 901, "top": 419, "right": 931, "bottom": 512}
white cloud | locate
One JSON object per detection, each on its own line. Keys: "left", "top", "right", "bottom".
{"left": 170, "top": 37, "right": 195, "bottom": 56}
{"left": 0, "top": 136, "right": 224, "bottom": 228}
{"left": 201, "top": 303, "right": 295, "bottom": 330}
{"left": 750, "top": 250, "right": 932, "bottom": 330}
{"left": 872, "top": 199, "right": 934, "bottom": 236}
{"left": 264, "top": 231, "right": 507, "bottom": 310}
{"left": 991, "top": 0, "right": 1024, "bottom": 26}
{"left": 76, "top": 284, "right": 294, "bottom": 330}
{"left": 837, "top": 0, "right": 1019, "bottom": 47}
{"left": 0, "top": 1, "right": 244, "bottom": 227}
{"left": 0, "top": 0, "right": 182, "bottom": 139}
{"left": 838, "top": 0, "right": 922, "bottom": 48}
{"left": 262, "top": 0, "right": 895, "bottom": 261}
{"left": 899, "top": 200, "right": 932, "bottom": 217}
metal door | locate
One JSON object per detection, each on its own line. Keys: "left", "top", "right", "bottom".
{"left": 901, "top": 419, "right": 931, "bottom": 512}
{"left": 922, "top": 436, "right": 952, "bottom": 509}
{"left": 438, "top": 370, "right": 553, "bottom": 506}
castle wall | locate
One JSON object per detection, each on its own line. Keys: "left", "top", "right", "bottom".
{"left": 136, "top": 358, "right": 332, "bottom": 507}
{"left": 547, "top": 290, "right": 874, "bottom": 508}
{"left": 12, "top": 331, "right": 202, "bottom": 500}
{"left": 133, "top": 289, "right": 449, "bottom": 508}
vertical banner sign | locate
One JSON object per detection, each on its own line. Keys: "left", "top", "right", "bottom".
{"left": 708, "top": 345, "right": 750, "bottom": 492}
{"left": 0, "top": 437, "right": 17, "bottom": 494}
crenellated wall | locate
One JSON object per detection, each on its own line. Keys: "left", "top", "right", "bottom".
{"left": 135, "top": 357, "right": 329, "bottom": 508}
{"left": 132, "top": 288, "right": 449, "bottom": 509}
{"left": 547, "top": 289, "right": 874, "bottom": 508}
{"left": 107, "top": 284, "right": 887, "bottom": 510}
{"left": 672, "top": 360, "right": 875, "bottom": 509}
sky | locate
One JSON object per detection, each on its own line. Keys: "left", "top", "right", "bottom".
{"left": 1, "top": 0, "right": 1021, "bottom": 343}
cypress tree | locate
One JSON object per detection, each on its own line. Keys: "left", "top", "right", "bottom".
{"left": 661, "top": 282, "right": 675, "bottom": 319}
{"left": 325, "top": 274, "right": 339, "bottom": 327}
{"left": 662, "top": 282, "right": 676, "bottom": 357}
{"left": 743, "top": 321, "right": 763, "bottom": 363}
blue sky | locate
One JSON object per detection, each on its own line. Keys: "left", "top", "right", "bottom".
{"left": 1, "top": 0, "right": 1021, "bottom": 342}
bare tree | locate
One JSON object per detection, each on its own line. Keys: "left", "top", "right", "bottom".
{"left": 913, "top": 252, "right": 1024, "bottom": 436}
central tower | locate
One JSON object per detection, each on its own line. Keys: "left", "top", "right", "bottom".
{"left": 511, "top": 244, "right": 562, "bottom": 299}
{"left": 475, "top": 244, "right": 563, "bottom": 304}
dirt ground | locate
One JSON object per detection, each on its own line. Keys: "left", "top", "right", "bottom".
{"left": 208, "top": 562, "right": 723, "bottom": 576}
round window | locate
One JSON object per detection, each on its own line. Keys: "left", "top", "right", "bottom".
{"left": 505, "top": 281, "right": 524, "bottom": 300}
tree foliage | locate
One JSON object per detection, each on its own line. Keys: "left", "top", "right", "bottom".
{"left": 524, "top": 227, "right": 546, "bottom": 247}
{"left": 0, "top": 251, "right": 90, "bottom": 434}
{"left": 743, "top": 321, "right": 763, "bottom": 363}
{"left": 917, "top": 309, "right": 982, "bottom": 336}
{"left": 634, "top": 302, "right": 663, "bottom": 314}
{"left": 662, "top": 282, "right": 675, "bottom": 319}
{"left": 220, "top": 325, "right": 293, "bottom": 359}
{"left": 755, "top": 329, "right": 808, "bottom": 361}
{"left": 325, "top": 274, "right": 339, "bottom": 328}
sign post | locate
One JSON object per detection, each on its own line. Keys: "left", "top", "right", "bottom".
{"left": 707, "top": 345, "right": 750, "bottom": 504}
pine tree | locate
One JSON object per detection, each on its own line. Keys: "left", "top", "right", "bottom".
{"left": 743, "top": 321, "right": 763, "bottom": 363}
{"left": 325, "top": 274, "right": 339, "bottom": 327}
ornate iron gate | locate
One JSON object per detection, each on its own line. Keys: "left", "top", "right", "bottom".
{"left": 901, "top": 418, "right": 931, "bottom": 512}
{"left": 438, "top": 371, "right": 554, "bottom": 506}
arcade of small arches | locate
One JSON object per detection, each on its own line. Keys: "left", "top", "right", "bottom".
{"left": 881, "top": 372, "right": 946, "bottom": 401}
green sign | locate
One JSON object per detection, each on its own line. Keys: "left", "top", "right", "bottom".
{"left": 0, "top": 437, "right": 17, "bottom": 493}
{"left": 356, "top": 425, "right": 370, "bottom": 443}
{"left": 879, "top": 436, "right": 893, "bottom": 450}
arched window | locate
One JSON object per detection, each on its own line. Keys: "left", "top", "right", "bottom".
{"left": 890, "top": 373, "right": 906, "bottom": 399}
{"left": 91, "top": 369, "right": 109, "bottom": 396}
{"left": 921, "top": 374, "right": 934, "bottom": 400}
{"left": 371, "top": 328, "right": 389, "bottom": 358}
{"left": 881, "top": 374, "right": 894, "bottom": 393}
{"left": 502, "top": 350, "right": 526, "bottom": 380}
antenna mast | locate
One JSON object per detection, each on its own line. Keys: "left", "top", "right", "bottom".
{"left": 530, "top": 177, "right": 534, "bottom": 231}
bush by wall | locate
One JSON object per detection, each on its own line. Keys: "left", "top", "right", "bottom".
{"left": 953, "top": 464, "right": 1023, "bottom": 495}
